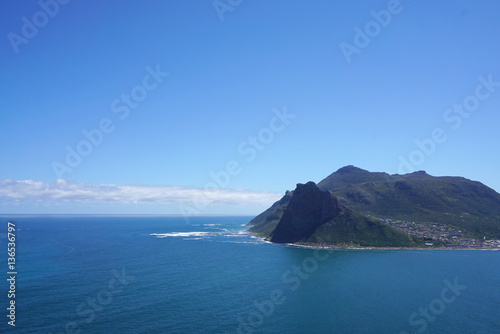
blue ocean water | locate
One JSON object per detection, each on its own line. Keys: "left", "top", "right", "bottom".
{"left": 0, "top": 215, "right": 498, "bottom": 334}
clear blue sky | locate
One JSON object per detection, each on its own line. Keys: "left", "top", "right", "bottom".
{"left": 1, "top": 0, "right": 499, "bottom": 214}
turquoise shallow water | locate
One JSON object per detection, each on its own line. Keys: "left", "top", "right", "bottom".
{"left": 0, "top": 215, "right": 498, "bottom": 333}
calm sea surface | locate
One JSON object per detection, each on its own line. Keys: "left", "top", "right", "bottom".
{"left": 0, "top": 215, "right": 498, "bottom": 333}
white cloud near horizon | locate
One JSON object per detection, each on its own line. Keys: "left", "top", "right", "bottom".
{"left": 0, "top": 179, "right": 282, "bottom": 210}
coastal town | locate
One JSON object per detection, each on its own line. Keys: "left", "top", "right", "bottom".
{"left": 378, "top": 218, "right": 500, "bottom": 249}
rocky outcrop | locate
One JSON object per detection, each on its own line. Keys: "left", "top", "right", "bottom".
{"left": 270, "top": 182, "right": 343, "bottom": 243}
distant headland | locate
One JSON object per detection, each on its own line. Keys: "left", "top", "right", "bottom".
{"left": 247, "top": 166, "right": 500, "bottom": 249}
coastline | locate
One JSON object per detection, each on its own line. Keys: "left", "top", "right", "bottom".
{"left": 248, "top": 232, "right": 500, "bottom": 251}
{"left": 288, "top": 242, "right": 500, "bottom": 251}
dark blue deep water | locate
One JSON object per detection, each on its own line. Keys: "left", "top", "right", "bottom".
{"left": 0, "top": 215, "right": 498, "bottom": 333}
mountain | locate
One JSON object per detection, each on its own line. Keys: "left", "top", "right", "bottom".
{"left": 248, "top": 166, "right": 500, "bottom": 246}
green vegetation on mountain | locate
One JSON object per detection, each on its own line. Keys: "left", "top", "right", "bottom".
{"left": 309, "top": 208, "right": 426, "bottom": 247}
{"left": 318, "top": 166, "right": 500, "bottom": 238}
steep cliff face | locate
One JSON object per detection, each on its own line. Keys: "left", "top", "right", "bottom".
{"left": 270, "top": 182, "right": 343, "bottom": 243}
